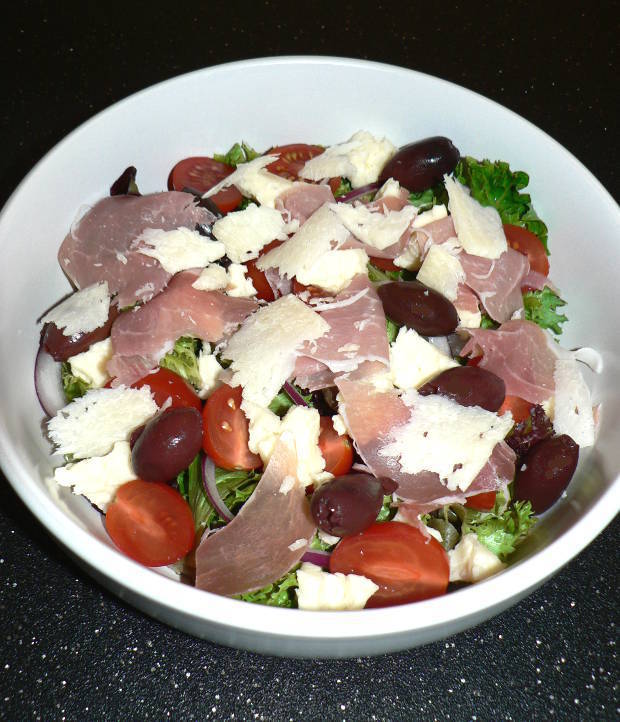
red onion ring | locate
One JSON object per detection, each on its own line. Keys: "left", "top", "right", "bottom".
{"left": 34, "top": 346, "right": 67, "bottom": 417}
{"left": 335, "top": 183, "right": 380, "bottom": 204}
{"left": 300, "top": 549, "right": 332, "bottom": 567}
{"left": 201, "top": 454, "right": 234, "bottom": 522}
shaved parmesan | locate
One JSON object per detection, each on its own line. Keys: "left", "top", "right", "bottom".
{"left": 552, "top": 358, "right": 596, "bottom": 447}
{"left": 40, "top": 281, "right": 110, "bottom": 336}
{"left": 296, "top": 562, "right": 378, "bottom": 611}
{"left": 329, "top": 202, "right": 416, "bottom": 250}
{"left": 192, "top": 264, "right": 228, "bottom": 291}
{"left": 449, "top": 533, "right": 506, "bottom": 582}
{"left": 416, "top": 238, "right": 465, "bottom": 302}
{"left": 68, "top": 337, "right": 113, "bottom": 388}
{"left": 389, "top": 327, "right": 458, "bottom": 390}
{"left": 137, "top": 227, "right": 225, "bottom": 273}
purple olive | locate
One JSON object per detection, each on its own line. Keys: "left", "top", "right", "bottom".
{"left": 418, "top": 366, "right": 506, "bottom": 412}
{"left": 377, "top": 281, "right": 458, "bottom": 336}
{"left": 379, "top": 136, "right": 460, "bottom": 191}
{"left": 310, "top": 474, "right": 384, "bottom": 536}
{"left": 41, "top": 304, "right": 119, "bottom": 362}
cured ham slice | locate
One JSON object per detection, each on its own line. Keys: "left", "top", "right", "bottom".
{"left": 460, "top": 319, "right": 558, "bottom": 404}
{"left": 108, "top": 270, "right": 256, "bottom": 385}
{"left": 58, "top": 192, "right": 217, "bottom": 308}
{"left": 195, "top": 437, "right": 315, "bottom": 596}
{"left": 294, "top": 275, "right": 389, "bottom": 390}
{"left": 275, "top": 183, "right": 334, "bottom": 224}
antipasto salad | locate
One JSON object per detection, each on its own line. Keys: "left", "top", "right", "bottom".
{"left": 36, "top": 131, "right": 597, "bottom": 610}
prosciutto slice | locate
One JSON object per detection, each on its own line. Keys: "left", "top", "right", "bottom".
{"left": 58, "top": 192, "right": 217, "bottom": 308}
{"left": 108, "top": 270, "right": 257, "bottom": 385}
{"left": 460, "top": 319, "right": 558, "bottom": 404}
{"left": 275, "top": 183, "right": 334, "bottom": 224}
{"left": 195, "top": 437, "right": 315, "bottom": 596}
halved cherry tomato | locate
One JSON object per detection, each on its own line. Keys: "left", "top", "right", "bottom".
{"left": 318, "top": 416, "right": 354, "bottom": 476}
{"left": 266, "top": 144, "right": 325, "bottom": 180}
{"left": 244, "top": 240, "right": 284, "bottom": 302}
{"left": 291, "top": 278, "right": 328, "bottom": 300}
{"left": 498, "top": 395, "right": 533, "bottom": 424}
{"left": 131, "top": 367, "right": 202, "bottom": 411}
{"left": 503, "top": 224, "right": 549, "bottom": 277}
{"left": 368, "top": 256, "right": 400, "bottom": 272}
{"left": 466, "top": 356, "right": 482, "bottom": 367}
{"left": 465, "top": 491, "right": 497, "bottom": 511}
{"left": 202, "top": 384, "right": 262, "bottom": 470}
{"left": 330, "top": 521, "right": 449, "bottom": 608}
{"left": 167, "top": 156, "right": 243, "bottom": 213}
{"left": 106, "top": 480, "right": 195, "bottom": 567}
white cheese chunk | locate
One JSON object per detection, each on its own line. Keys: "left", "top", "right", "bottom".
{"left": 191, "top": 263, "right": 228, "bottom": 291}
{"left": 317, "top": 529, "right": 341, "bottom": 547}
{"left": 445, "top": 176, "right": 507, "bottom": 259}
{"left": 329, "top": 202, "right": 416, "bottom": 251}
{"left": 416, "top": 238, "right": 465, "bottom": 302}
{"left": 374, "top": 177, "right": 402, "bottom": 199}
{"left": 331, "top": 413, "right": 348, "bottom": 436}
{"left": 137, "top": 227, "right": 225, "bottom": 273}
{"left": 448, "top": 533, "right": 506, "bottom": 583}
{"left": 40, "top": 281, "right": 110, "bottom": 336}
{"left": 393, "top": 242, "right": 421, "bottom": 271}
{"left": 223, "top": 294, "right": 329, "bottom": 407}
{"left": 297, "top": 248, "right": 369, "bottom": 294}
{"left": 242, "top": 400, "right": 283, "bottom": 462}
{"left": 212, "top": 203, "right": 295, "bottom": 263}
{"left": 48, "top": 386, "right": 158, "bottom": 459}
{"left": 380, "top": 390, "right": 513, "bottom": 492}
{"left": 202, "top": 155, "right": 294, "bottom": 208}
{"left": 412, "top": 204, "right": 448, "bottom": 228}
{"left": 552, "top": 358, "right": 596, "bottom": 447}
{"left": 226, "top": 263, "right": 256, "bottom": 298}
{"left": 457, "top": 306, "right": 482, "bottom": 329}
{"left": 299, "top": 130, "right": 396, "bottom": 189}
{"left": 197, "top": 348, "right": 224, "bottom": 399}
{"left": 54, "top": 440, "right": 136, "bottom": 512}
{"left": 296, "top": 562, "right": 378, "bottom": 611}
{"left": 389, "top": 327, "right": 459, "bottom": 390}
{"left": 68, "top": 338, "right": 113, "bottom": 388}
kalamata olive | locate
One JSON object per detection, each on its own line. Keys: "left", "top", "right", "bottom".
{"left": 379, "top": 136, "right": 460, "bottom": 191}
{"left": 418, "top": 366, "right": 506, "bottom": 412}
{"left": 310, "top": 473, "right": 384, "bottom": 536}
{"left": 41, "top": 304, "right": 119, "bottom": 362}
{"left": 377, "top": 281, "right": 458, "bottom": 336}
{"left": 132, "top": 407, "right": 203, "bottom": 483}
{"left": 514, "top": 434, "right": 579, "bottom": 513}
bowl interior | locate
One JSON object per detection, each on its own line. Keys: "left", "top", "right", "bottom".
{"left": 1, "top": 57, "right": 618, "bottom": 656}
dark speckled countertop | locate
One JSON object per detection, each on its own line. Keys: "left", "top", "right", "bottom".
{"left": 1, "top": 2, "right": 618, "bottom": 720}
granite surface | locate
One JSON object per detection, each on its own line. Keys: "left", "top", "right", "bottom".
{"left": 0, "top": 2, "right": 617, "bottom": 719}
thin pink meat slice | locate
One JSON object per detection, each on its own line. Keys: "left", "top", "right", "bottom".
{"left": 414, "top": 216, "right": 457, "bottom": 255}
{"left": 275, "top": 183, "right": 334, "bottom": 224}
{"left": 195, "top": 438, "right": 316, "bottom": 596}
{"left": 455, "top": 284, "right": 481, "bottom": 324}
{"left": 108, "top": 270, "right": 257, "bottom": 385}
{"left": 294, "top": 275, "right": 389, "bottom": 390}
{"left": 58, "top": 192, "right": 216, "bottom": 307}
{"left": 460, "top": 319, "right": 558, "bottom": 404}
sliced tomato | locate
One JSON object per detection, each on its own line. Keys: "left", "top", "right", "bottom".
{"left": 466, "top": 356, "right": 482, "bottom": 367}
{"left": 318, "top": 416, "right": 354, "bottom": 476}
{"left": 503, "top": 224, "right": 549, "bottom": 277}
{"left": 202, "top": 384, "right": 262, "bottom": 470}
{"left": 167, "top": 156, "right": 243, "bottom": 213}
{"left": 330, "top": 521, "right": 449, "bottom": 608}
{"left": 131, "top": 367, "right": 202, "bottom": 411}
{"left": 465, "top": 491, "right": 497, "bottom": 511}
{"left": 368, "top": 256, "right": 400, "bottom": 272}
{"left": 291, "top": 278, "right": 329, "bottom": 300}
{"left": 244, "top": 239, "right": 284, "bottom": 302}
{"left": 328, "top": 176, "right": 345, "bottom": 195}
{"left": 498, "top": 395, "right": 533, "bottom": 424}
{"left": 266, "top": 143, "right": 325, "bottom": 180}
{"left": 106, "top": 480, "right": 195, "bottom": 567}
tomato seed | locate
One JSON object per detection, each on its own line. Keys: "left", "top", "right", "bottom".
{"left": 227, "top": 398, "right": 236, "bottom": 410}
{"left": 221, "top": 421, "right": 232, "bottom": 432}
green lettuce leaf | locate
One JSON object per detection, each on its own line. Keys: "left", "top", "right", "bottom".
{"left": 480, "top": 313, "right": 499, "bottom": 330}
{"left": 376, "top": 495, "right": 397, "bottom": 522}
{"left": 333, "top": 177, "right": 353, "bottom": 197}
{"left": 160, "top": 336, "right": 202, "bottom": 389}
{"left": 268, "top": 384, "right": 314, "bottom": 417}
{"left": 523, "top": 287, "right": 568, "bottom": 335}
{"left": 61, "top": 362, "right": 90, "bottom": 402}
{"left": 408, "top": 181, "right": 448, "bottom": 211}
{"left": 454, "top": 157, "right": 549, "bottom": 252}
{"left": 386, "top": 318, "right": 400, "bottom": 343}
{"left": 213, "top": 141, "right": 260, "bottom": 167}
{"left": 235, "top": 568, "right": 299, "bottom": 608}
{"left": 460, "top": 497, "right": 536, "bottom": 560}
{"left": 367, "top": 262, "right": 407, "bottom": 283}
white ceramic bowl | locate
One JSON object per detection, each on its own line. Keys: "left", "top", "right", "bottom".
{"left": 1, "top": 57, "right": 618, "bottom": 658}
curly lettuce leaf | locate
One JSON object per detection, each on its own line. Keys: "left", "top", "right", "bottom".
{"left": 523, "top": 287, "right": 568, "bottom": 335}
{"left": 376, "top": 495, "right": 397, "bottom": 522}
{"left": 454, "top": 157, "right": 548, "bottom": 252}
{"left": 61, "top": 361, "right": 90, "bottom": 402}
{"left": 408, "top": 181, "right": 448, "bottom": 211}
{"left": 214, "top": 141, "right": 260, "bottom": 167}
{"left": 460, "top": 497, "right": 536, "bottom": 560}
{"left": 333, "top": 177, "right": 353, "bottom": 197}
{"left": 235, "top": 568, "right": 299, "bottom": 608}
{"left": 367, "top": 262, "right": 407, "bottom": 283}
{"left": 160, "top": 336, "right": 202, "bottom": 389}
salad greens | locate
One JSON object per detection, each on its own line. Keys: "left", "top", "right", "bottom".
{"left": 268, "top": 384, "right": 313, "bottom": 416}
{"left": 159, "top": 336, "right": 202, "bottom": 389}
{"left": 234, "top": 568, "right": 300, "bottom": 607}
{"left": 523, "top": 287, "right": 568, "bottom": 335}
{"left": 408, "top": 182, "right": 448, "bottom": 211}
{"left": 333, "top": 177, "right": 353, "bottom": 197}
{"left": 60, "top": 361, "right": 90, "bottom": 402}
{"left": 214, "top": 141, "right": 260, "bottom": 167}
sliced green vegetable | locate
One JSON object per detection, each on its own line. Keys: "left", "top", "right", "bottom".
{"left": 160, "top": 336, "right": 202, "bottom": 389}
{"left": 61, "top": 362, "right": 90, "bottom": 402}
{"left": 214, "top": 141, "right": 260, "bottom": 167}
{"left": 235, "top": 568, "right": 299, "bottom": 608}
{"left": 523, "top": 287, "right": 568, "bottom": 335}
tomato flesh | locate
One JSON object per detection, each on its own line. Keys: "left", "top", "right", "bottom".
{"left": 266, "top": 144, "right": 325, "bottom": 180}
{"left": 503, "top": 224, "right": 549, "bottom": 277}
{"left": 498, "top": 395, "right": 533, "bottom": 424}
{"left": 330, "top": 521, "right": 449, "bottom": 607}
{"left": 318, "top": 416, "right": 354, "bottom": 476}
{"left": 168, "top": 156, "right": 243, "bottom": 213}
{"left": 368, "top": 256, "right": 400, "bottom": 272}
{"left": 106, "top": 480, "right": 195, "bottom": 567}
{"left": 465, "top": 491, "right": 497, "bottom": 511}
{"left": 131, "top": 367, "right": 202, "bottom": 411}
{"left": 202, "top": 384, "right": 262, "bottom": 470}
{"left": 245, "top": 239, "right": 284, "bottom": 302}
{"left": 291, "top": 278, "right": 329, "bottom": 300}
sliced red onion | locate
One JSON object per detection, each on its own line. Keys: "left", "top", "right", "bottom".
{"left": 35, "top": 346, "right": 67, "bottom": 417}
{"left": 201, "top": 454, "right": 234, "bottom": 522}
{"left": 300, "top": 549, "right": 332, "bottom": 567}
{"left": 335, "top": 183, "right": 380, "bottom": 204}
{"left": 283, "top": 380, "right": 309, "bottom": 407}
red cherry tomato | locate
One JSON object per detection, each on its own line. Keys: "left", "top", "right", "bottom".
{"left": 465, "top": 491, "right": 497, "bottom": 511}
{"left": 503, "top": 224, "right": 549, "bottom": 277}
{"left": 105, "top": 480, "right": 195, "bottom": 567}
{"left": 467, "top": 356, "right": 482, "bottom": 367}
{"left": 318, "top": 416, "right": 354, "bottom": 476}
{"left": 244, "top": 239, "right": 285, "bottom": 302}
{"left": 368, "top": 256, "right": 400, "bottom": 272}
{"left": 330, "top": 521, "right": 450, "bottom": 607}
{"left": 291, "top": 278, "right": 329, "bottom": 300}
{"left": 498, "top": 395, "right": 533, "bottom": 424}
{"left": 202, "top": 384, "right": 262, "bottom": 470}
{"left": 266, "top": 143, "right": 325, "bottom": 180}
{"left": 131, "top": 367, "right": 202, "bottom": 411}
{"left": 167, "top": 156, "right": 243, "bottom": 213}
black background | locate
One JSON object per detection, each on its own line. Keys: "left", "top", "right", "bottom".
{"left": 1, "top": 2, "right": 618, "bottom": 720}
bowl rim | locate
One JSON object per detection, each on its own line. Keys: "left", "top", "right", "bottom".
{"left": 1, "top": 54, "right": 619, "bottom": 645}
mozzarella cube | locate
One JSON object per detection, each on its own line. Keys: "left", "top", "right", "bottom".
{"left": 296, "top": 562, "right": 379, "bottom": 610}
{"left": 448, "top": 533, "right": 506, "bottom": 582}
{"left": 68, "top": 338, "right": 113, "bottom": 388}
